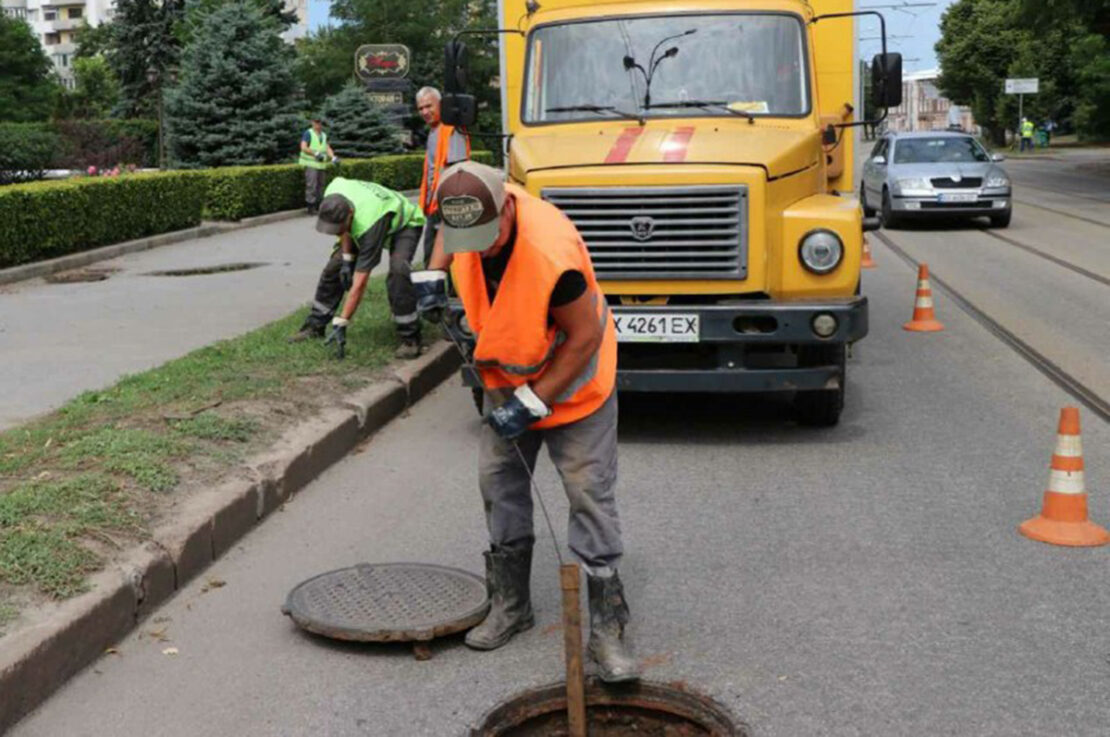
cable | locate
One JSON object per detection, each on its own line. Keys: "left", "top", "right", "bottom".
{"left": 442, "top": 318, "right": 565, "bottom": 566}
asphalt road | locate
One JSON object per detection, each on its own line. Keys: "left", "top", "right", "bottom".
{"left": 0, "top": 216, "right": 331, "bottom": 430}
{"left": 10, "top": 159, "right": 1110, "bottom": 735}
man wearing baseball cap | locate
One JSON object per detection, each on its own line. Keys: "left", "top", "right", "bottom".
{"left": 411, "top": 161, "right": 638, "bottom": 683}
{"left": 289, "top": 177, "right": 425, "bottom": 359}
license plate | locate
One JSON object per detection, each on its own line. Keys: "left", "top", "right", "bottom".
{"left": 612, "top": 312, "right": 699, "bottom": 343}
{"left": 939, "top": 193, "right": 977, "bottom": 203}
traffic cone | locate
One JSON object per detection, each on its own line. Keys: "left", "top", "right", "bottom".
{"left": 903, "top": 263, "right": 944, "bottom": 332}
{"left": 1020, "top": 407, "right": 1109, "bottom": 547}
{"left": 861, "top": 237, "right": 877, "bottom": 269}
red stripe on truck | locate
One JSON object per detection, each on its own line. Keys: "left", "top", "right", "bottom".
{"left": 604, "top": 127, "right": 644, "bottom": 164}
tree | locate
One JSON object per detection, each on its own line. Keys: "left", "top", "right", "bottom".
{"left": 109, "top": 0, "right": 184, "bottom": 118}
{"left": 295, "top": 27, "right": 358, "bottom": 109}
{"left": 0, "top": 15, "right": 58, "bottom": 122}
{"left": 178, "top": 0, "right": 298, "bottom": 44}
{"left": 70, "top": 56, "right": 122, "bottom": 118}
{"left": 320, "top": 84, "right": 404, "bottom": 157}
{"left": 74, "top": 20, "right": 115, "bottom": 59}
{"left": 164, "top": 2, "right": 302, "bottom": 167}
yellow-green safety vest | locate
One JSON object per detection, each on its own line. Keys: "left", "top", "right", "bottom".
{"left": 300, "top": 129, "right": 329, "bottom": 169}
{"left": 1021, "top": 120, "right": 1035, "bottom": 138}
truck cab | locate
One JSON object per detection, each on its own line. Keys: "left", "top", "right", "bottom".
{"left": 444, "top": 0, "right": 900, "bottom": 425}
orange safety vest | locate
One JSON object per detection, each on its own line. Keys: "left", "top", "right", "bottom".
{"left": 420, "top": 123, "right": 470, "bottom": 215}
{"left": 451, "top": 185, "right": 617, "bottom": 429}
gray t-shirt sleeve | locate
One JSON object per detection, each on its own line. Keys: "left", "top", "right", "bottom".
{"left": 354, "top": 214, "right": 393, "bottom": 272}
{"left": 446, "top": 130, "right": 469, "bottom": 164}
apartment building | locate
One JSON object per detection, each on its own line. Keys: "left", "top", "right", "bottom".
{"left": 1, "top": 0, "right": 308, "bottom": 88}
{"left": 886, "top": 68, "right": 978, "bottom": 135}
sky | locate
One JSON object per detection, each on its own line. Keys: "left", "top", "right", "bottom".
{"left": 308, "top": 0, "right": 956, "bottom": 73}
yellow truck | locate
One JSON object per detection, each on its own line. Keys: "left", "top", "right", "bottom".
{"left": 442, "top": 0, "right": 902, "bottom": 425}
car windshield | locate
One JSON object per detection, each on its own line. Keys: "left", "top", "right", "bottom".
{"left": 892, "top": 137, "right": 990, "bottom": 164}
{"left": 523, "top": 13, "right": 809, "bottom": 124}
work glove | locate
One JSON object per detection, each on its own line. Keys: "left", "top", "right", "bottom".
{"left": 324, "top": 317, "right": 348, "bottom": 359}
{"left": 412, "top": 269, "right": 448, "bottom": 324}
{"left": 331, "top": 156, "right": 341, "bottom": 166}
{"left": 487, "top": 384, "right": 551, "bottom": 441}
{"left": 339, "top": 255, "right": 355, "bottom": 292}
{"left": 315, "top": 151, "right": 326, "bottom": 162}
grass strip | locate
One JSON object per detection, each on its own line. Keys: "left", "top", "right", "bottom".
{"left": 0, "top": 278, "right": 399, "bottom": 604}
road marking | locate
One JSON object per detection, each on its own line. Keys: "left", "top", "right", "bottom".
{"left": 873, "top": 230, "right": 1110, "bottom": 423}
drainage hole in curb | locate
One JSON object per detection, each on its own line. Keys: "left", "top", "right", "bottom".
{"left": 473, "top": 681, "right": 746, "bottom": 737}
{"left": 145, "top": 262, "right": 268, "bottom": 277}
{"left": 45, "top": 267, "right": 119, "bottom": 284}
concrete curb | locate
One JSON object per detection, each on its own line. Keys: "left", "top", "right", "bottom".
{"left": 0, "top": 342, "right": 461, "bottom": 733}
{"left": 0, "top": 209, "right": 308, "bottom": 287}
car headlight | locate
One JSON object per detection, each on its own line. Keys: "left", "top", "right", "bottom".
{"left": 798, "top": 230, "right": 843, "bottom": 275}
{"left": 896, "top": 177, "right": 932, "bottom": 192}
{"left": 985, "top": 174, "right": 1010, "bottom": 188}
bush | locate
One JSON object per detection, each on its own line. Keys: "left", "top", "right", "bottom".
{"left": 0, "top": 120, "right": 159, "bottom": 172}
{"left": 0, "top": 172, "right": 207, "bottom": 268}
{"left": 0, "top": 125, "right": 61, "bottom": 185}
{"left": 320, "top": 85, "right": 404, "bottom": 159}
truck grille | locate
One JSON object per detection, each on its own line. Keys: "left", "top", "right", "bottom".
{"left": 931, "top": 177, "right": 982, "bottom": 189}
{"left": 541, "top": 186, "right": 748, "bottom": 280}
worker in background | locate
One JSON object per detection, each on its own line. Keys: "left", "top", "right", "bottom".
{"left": 299, "top": 117, "right": 338, "bottom": 213}
{"left": 1020, "top": 117, "right": 1035, "bottom": 153}
{"left": 416, "top": 87, "right": 470, "bottom": 263}
{"left": 412, "top": 161, "right": 640, "bottom": 683}
{"left": 289, "top": 178, "right": 426, "bottom": 359}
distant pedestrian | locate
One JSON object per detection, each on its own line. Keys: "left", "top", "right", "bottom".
{"left": 288, "top": 178, "right": 426, "bottom": 359}
{"left": 299, "top": 117, "right": 338, "bottom": 213}
{"left": 416, "top": 87, "right": 470, "bottom": 263}
{"left": 1044, "top": 119, "right": 1055, "bottom": 146}
{"left": 1019, "top": 117, "right": 1035, "bottom": 153}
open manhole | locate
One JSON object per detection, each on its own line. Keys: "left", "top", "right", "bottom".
{"left": 471, "top": 680, "right": 746, "bottom": 737}
{"left": 146, "top": 261, "right": 267, "bottom": 277}
{"left": 45, "top": 267, "right": 118, "bottom": 283}
{"left": 282, "top": 562, "right": 488, "bottom": 659}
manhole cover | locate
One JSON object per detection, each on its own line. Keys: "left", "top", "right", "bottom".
{"left": 146, "top": 262, "right": 267, "bottom": 277}
{"left": 282, "top": 563, "right": 488, "bottom": 652}
{"left": 471, "top": 680, "right": 746, "bottom": 736}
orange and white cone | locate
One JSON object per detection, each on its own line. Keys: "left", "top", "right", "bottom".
{"left": 903, "top": 263, "right": 944, "bottom": 332}
{"left": 861, "top": 237, "right": 877, "bottom": 269}
{"left": 1019, "top": 407, "right": 1109, "bottom": 547}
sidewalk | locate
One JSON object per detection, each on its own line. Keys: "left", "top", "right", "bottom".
{"left": 0, "top": 215, "right": 331, "bottom": 429}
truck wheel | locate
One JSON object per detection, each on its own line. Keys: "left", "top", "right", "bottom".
{"left": 794, "top": 344, "right": 845, "bottom": 427}
{"left": 860, "top": 183, "right": 876, "bottom": 217}
{"left": 989, "top": 210, "right": 1011, "bottom": 228}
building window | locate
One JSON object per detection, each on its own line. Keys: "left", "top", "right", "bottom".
{"left": 44, "top": 9, "right": 57, "bottom": 20}
{"left": 45, "top": 32, "right": 60, "bottom": 45}
{"left": 67, "top": 7, "right": 82, "bottom": 19}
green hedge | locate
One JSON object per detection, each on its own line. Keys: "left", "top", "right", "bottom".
{"left": 0, "top": 151, "right": 494, "bottom": 268}
{"left": 0, "top": 126, "right": 61, "bottom": 186}
{"left": 0, "top": 172, "right": 208, "bottom": 268}
{"left": 0, "top": 120, "right": 159, "bottom": 171}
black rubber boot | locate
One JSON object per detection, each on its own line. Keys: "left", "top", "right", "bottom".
{"left": 465, "top": 545, "right": 534, "bottom": 650}
{"left": 287, "top": 323, "right": 325, "bottom": 343}
{"left": 587, "top": 571, "right": 641, "bottom": 683}
{"left": 395, "top": 337, "right": 423, "bottom": 360}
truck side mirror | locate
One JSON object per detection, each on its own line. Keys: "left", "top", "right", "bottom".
{"left": 441, "top": 93, "right": 477, "bottom": 128}
{"left": 871, "top": 52, "right": 903, "bottom": 109}
{"left": 442, "top": 40, "right": 476, "bottom": 128}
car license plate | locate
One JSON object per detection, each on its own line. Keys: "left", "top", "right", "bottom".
{"left": 939, "top": 193, "right": 977, "bottom": 203}
{"left": 612, "top": 312, "right": 699, "bottom": 343}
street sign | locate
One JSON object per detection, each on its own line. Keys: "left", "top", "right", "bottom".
{"left": 1005, "top": 78, "right": 1039, "bottom": 94}
{"left": 366, "top": 91, "right": 404, "bottom": 106}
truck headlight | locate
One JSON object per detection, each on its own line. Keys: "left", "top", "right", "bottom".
{"left": 798, "top": 230, "right": 843, "bottom": 275}
{"left": 896, "top": 177, "right": 932, "bottom": 193}
{"left": 985, "top": 174, "right": 1010, "bottom": 188}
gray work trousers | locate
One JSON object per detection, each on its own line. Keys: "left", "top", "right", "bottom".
{"left": 479, "top": 392, "right": 623, "bottom": 570}
{"left": 304, "top": 167, "right": 326, "bottom": 209}
{"left": 301, "top": 227, "right": 422, "bottom": 339}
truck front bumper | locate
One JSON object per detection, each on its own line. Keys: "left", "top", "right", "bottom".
{"left": 614, "top": 297, "right": 868, "bottom": 393}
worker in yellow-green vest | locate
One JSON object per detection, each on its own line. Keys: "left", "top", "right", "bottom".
{"left": 1020, "top": 118, "right": 1035, "bottom": 153}
{"left": 300, "top": 117, "right": 339, "bottom": 213}
{"left": 289, "top": 178, "right": 427, "bottom": 359}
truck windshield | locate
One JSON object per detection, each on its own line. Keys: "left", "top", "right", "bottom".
{"left": 523, "top": 13, "right": 809, "bottom": 124}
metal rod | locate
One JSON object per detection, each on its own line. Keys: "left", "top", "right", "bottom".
{"left": 560, "top": 563, "right": 588, "bottom": 737}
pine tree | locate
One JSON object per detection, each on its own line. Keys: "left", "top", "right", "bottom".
{"left": 109, "top": 0, "right": 183, "bottom": 118}
{"left": 0, "top": 15, "right": 58, "bottom": 122}
{"left": 164, "top": 2, "right": 302, "bottom": 167}
{"left": 320, "top": 84, "right": 404, "bottom": 159}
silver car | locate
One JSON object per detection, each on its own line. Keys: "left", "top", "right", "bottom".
{"left": 860, "top": 131, "right": 1012, "bottom": 228}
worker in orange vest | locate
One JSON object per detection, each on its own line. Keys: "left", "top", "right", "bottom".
{"left": 416, "top": 87, "right": 470, "bottom": 263}
{"left": 411, "top": 161, "right": 639, "bottom": 683}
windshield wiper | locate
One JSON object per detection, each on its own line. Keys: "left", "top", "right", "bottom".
{"left": 648, "top": 100, "right": 756, "bottom": 124}
{"left": 545, "top": 105, "right": 645, "bottom": 125}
